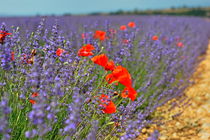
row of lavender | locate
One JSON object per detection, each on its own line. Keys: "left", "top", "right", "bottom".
{"left": 0, "top": 16, "right": 210, "bottom": 140}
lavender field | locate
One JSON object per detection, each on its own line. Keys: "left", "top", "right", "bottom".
{"left": 0, "top": 15, "right": 210, "bottom": 140}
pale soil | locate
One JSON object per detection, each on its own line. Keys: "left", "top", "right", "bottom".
{"left": 137, "top": 43, "right": 210, "bottom": 140}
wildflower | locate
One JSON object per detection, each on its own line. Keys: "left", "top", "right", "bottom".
{"left": 11, "top": 51, "right": 15, "bottom": 61}
{"left": 122, "top": 39, "right": 129, "bottom": 45}
{"left": 91, "top": 54, "right": 108, "bottom": 67}
{"left": 56, "top": 48, "right": 65, "bottom": 56}
{"left": 29, "top": 99, "right": 36, "bottom": 104}
{"left": 31, "top": 92, "right": 39, "bottom": 97}
{"left": 81, "top": 33, "right": 86, "bottom": 39}
{"left": 29, "top": 92, "right": 39, "bottom": 104}
{"left": 152, "top": 35, "right": 158, "bottom": 41}
{"left": 120, "top": 25, "right": 127, "bottom": 31}
{"left": 106, "top": 73, "right": 118, "bottom": 85}
{"left": 93, "top": 30, "right": 106, "bottom": 41}
{"left": 81, "top": 44, "right": 95, "bottom": 51}
{"left": 0, "top": 30, "right": 12, "bottom": 44}
{"left": 128, "top": 22, "right": 136, "bottom": 28}
{"left": 106, "top": 66, "right": 132, "bottom": 87}
{"left": 176, "top": 42, "right": 184, "bottom": 47}
{"left": 99, "top": 94, "right": 116, "bottom": 114}
{"left": 78, "top": 50, "right": 94, "bottom": 57}
{"left": 78, "top": 44, "right": 95, "bottom": 57}
{"left": 104, "top": 60, "right": 115, "bottom": 71}
{"left": 121, "top": 86, "right": 137, "bottom": 101}
{"left": 91, "top": 54, "right": 115, "bottom": 71}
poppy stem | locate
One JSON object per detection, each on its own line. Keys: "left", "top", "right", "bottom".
{"left": 92, "top": 71, "right": 108, "bottom": 95}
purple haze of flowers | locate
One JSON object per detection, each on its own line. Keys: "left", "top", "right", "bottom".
{"left": 0, "top": 15, "right": 210, "bottom": 139}
{"left": 0, "top": 95, "right": 11, "bottom": 140}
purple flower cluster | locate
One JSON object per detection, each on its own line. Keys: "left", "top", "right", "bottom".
{"left": 0, "top": 15, "right": 210, "bottom": 139}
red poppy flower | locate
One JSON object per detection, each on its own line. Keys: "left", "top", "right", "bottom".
{"left": 81, "top": 33, "right": 86, "bottom": 39}
{"left": 93, "top": 30, "right": 106, "bottom": 41}
{"left": 104, "top": 60, "right": 115, "bottom": 71}
{"left": 152, "top": 35, "right": 158, "bottom": 41}
{"left": 99, "top": 94, "right": 116, "bottom": 114}
{"left": 91, "top": 54, "right": 108, "bottom": 67}
{"left": 176, "top": 42, "right": 184, "bottom": 47}
{"left": 81, "top": 44, "right": 95, "bottom": 51}
{"left": 78, "top": 44, "right": 95, "bottom": 57}
{"left": 31, "top": 92, "right": 39, "bottom": 97}
{"left": 112, "top": 66, "right": 131, "bottom": 79}
{"left": 11, "top": 51, "right": 15, "bottom": 61}
{"left": 128, "top": 22, "right": 136, "bottom": 28}
{"left": 106, "top": 73, "right": 118, "bottom": 85}
{"left": 121, "top": 86, "right": 137, "bottom": 101}
{"left": 117, "top": 74, "right": 132, "bottom": 88}
{"left": 122, "top": 39, "right": 129, "bottom": 44}
{"left": 78, "top": 49, "right": 94, "bottom": 56}
{"left": 106, "top": 66, "right": 132, "bottom": 87}
{"left": 0, "top": 31, "right": 12, "bottom": 44}
{"left": 120, "top": 25, "right": 127, "bottom": 31}
{"left": 29, "top": 92, "right": 39, "bottom": 104}
{"left": 56, "top": 48, "right": 65, "bottom": 56}
{"left": 29, "top": 99, "right": 36, "bottom": 104}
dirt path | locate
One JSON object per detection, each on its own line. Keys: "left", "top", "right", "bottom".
{"left": 137, "top": 43, "right": 210, "bottom": 140}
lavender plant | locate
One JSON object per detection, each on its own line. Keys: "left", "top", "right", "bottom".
{"left": 0, "top": 15, "right": 210, "bottom": 140}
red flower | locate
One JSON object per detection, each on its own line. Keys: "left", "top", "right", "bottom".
{"left": 11, "top": 51, "right": 15, "bottom": 61}
{"left": 91, "top": 54, "right": 115, "bottom": 71}
{"left": 117, "top": 74, "right": 132, "bottom": 88}
{"left": 120, "top": 25, "right": 127, "bottom": 31}
{"left": 99, "top": 94, "right": 116, "bottom": 114}
{"left": 128, "top": 22, "right": 136, "bottom": 28}
{"left": 91, "top": 54, "right": 108, "bottom": 67}
{"left": 105, "top": 60, "right": 115, "bottom": 71}
{"left": 81, "top": 33, "right": 86, "bottom": 39}
{"left": 152, "top": 35, "right": 158, "bottom": 41}
{"left": 106, "top": 66, "right": 132, "bottom": 87}
{"left": 122, "top": 39, "right": 129, "bottom": 45}
{"left": 29, "top": 92, "right": 39, "bottom": 104}
{"left": 93, "top": 30, "right": 106, "bottom": 41}
{"left": 56, "top": 48, "right": 65, "bottom": 56}
{"left": 29, "top": 99, "right": 36, "bottom": 104}
{"left": 176, "top": 42, "right": 184, "bottom": 47}
{"left": 78, "top": 44, "right": 95, "bottom": 57}
{"left": 78, "top": 50, "right": 93, "bottom": 56}
{"left": 0, "top": 31, "right": 12, "bottom": 44}
{"left": 31, "top": 92, "right": 39, "bottom": 97}
{"left": 81, "top": 44, "right": 95, "bottom": 51}
{"left": 121, "top": 86, "right": 137, "bottom": 101}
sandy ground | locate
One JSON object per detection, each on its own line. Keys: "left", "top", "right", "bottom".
{"left": 137, "top": 43, "right": 210, "bottom": 140}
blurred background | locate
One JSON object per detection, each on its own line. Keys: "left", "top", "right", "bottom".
{"left": 0, "top": 0, "right": 210, "bottom": 17}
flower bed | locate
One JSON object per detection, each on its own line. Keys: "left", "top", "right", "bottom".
{"left": 0, "top": 16, "right": 210, "bottom": 139}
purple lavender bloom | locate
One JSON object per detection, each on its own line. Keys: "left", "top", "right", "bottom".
{"left": 0, "top": 95, "right": 11, "bottom": 140}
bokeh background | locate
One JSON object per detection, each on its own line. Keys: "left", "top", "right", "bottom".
{"left": 0, "top": 0, "right": 210, "bottom": 16}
